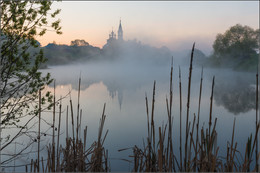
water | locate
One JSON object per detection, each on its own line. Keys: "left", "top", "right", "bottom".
{"left": 1, "top": 60, "right": 258, "bottom": 171}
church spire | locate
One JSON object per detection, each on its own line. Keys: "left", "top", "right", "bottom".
{"left": 118, "top": 19, "right": 123, "bottom": 41}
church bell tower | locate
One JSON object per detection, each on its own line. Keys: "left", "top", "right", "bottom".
{"left": 117, "top": 19, "right": 123, "bottom": 41}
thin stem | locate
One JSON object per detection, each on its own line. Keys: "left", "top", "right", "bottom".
{"left": 37, "top": 90, "right": 41, "bottom": 172}
{"left": 179, "top": 65, "right": 183, "bottom": 171}
{"left": 185, "top": 42, "right": 195, "bottom": 171}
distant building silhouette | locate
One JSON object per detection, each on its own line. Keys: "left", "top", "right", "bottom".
{"left": 118, "top": 20, "right": 123, "bottom": 41}
{"left": 107, "top": 29, "right": 117, "bottom": 45}
{"left": 106, "top": 20, "right": 123, "bottom": 45}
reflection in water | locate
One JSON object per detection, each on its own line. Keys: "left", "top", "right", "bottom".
{"left": 45, "top": 62, "right": 170, "bottom": 110}
{"left": 214, "top": 72, "right": 256, "bottom": 115}
{"left": 57, "top": 78, "right": 125, "bottom": 109}
{"left": 107, "top": 82, "right": 123, "bottom": 110}
{"left": 47, "top": 64, "right": 258, "bottom": 115}
{"left": 29, "top": 64, "right": 258, "bottom": 172}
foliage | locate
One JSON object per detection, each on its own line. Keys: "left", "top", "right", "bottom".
{"left": 70, "top": 39, "right": 89, "bottom": 46}
{"left": 213, "top": 24, "right": 259, "bottom": 59}
{"left": 210, "top": 24, "right": 259, "bottom": 71}
{"left": 0, "top": 0, "right": 61, "bottom": 145}
{"left": 43, "top": 38, "right": 177, "bottom": 66}
{"left": 43, "top": 42, "right": 101, "bottom": 65}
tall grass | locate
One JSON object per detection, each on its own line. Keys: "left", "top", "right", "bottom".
{"left": 27, "top": 78, "right": 109, "bottom": 172}
{"left": 127, "top": 43, "right": 260, "bottom": 172}
{"left": 255, "top": 68, "right": 259, "bottom": 172}
{"left": 12, "top": 44, "right": 260, "bottom": 172}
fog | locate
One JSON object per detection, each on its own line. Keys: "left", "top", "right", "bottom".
{"left": 39, "top": 53, "right": 258, "bottom": 171}
{"left": 3, "top": 42, "right": 257, "bottom": 172}
{"left": 214, "top": 70, "right": 256, "bottom": 115}
{"left": 44, "top": 46, "right": 257, "bottom": 116}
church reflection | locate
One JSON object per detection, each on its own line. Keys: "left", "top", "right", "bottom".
{"left": 52, "top": 70, "right": 258, "bottom": 116}
{"left": 104, "top": 80, "right": 123, "bottom": 110}
{"left": 54, "top": 78, "right": 124, "bottom": 110}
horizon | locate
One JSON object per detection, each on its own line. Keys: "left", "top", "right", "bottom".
{"left": 37, "top": 1, "right": 259, "bottom": 56}
{"left": 1, "top": 1, "right": 260, "bottom": 172}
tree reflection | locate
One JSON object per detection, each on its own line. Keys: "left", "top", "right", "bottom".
{"left": 47, "top": 64, "right": 258, "bottom": 116}
{"left": 214, "top": 76, "right": 256, "bottom": 115}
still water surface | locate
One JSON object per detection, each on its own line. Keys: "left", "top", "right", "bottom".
{"left": 3, "top": 61, "right": 258, "bottom": 171}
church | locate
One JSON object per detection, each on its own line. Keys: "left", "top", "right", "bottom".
{"left": 106, "top": 20, "right": 123, "bottom": 45}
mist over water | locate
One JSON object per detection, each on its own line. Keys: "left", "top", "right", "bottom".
{"left": 2, "top": 51, "right": 257, "bottom": 171}
{"left": 39, "top": 57, "right": 257, "bottom": 171}
{"left": 45, "top": 55, "right": 257, "bottom": 116}
{"left": 1, "top": 1, "right": 258, "bottom": 171}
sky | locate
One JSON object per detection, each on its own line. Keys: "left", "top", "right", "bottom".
{"left": 37, "top": 1, "right": 259, "bottom": 55}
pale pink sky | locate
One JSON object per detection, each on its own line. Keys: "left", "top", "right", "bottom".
{"left": 37, "top": 1, "right": 259, "bottom": 55}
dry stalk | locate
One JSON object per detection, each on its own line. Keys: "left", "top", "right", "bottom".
{"left": 52, "top": 80, "right": 56, "bottom": 172}
{"left": 37, "top": 89, "right": 41, "bottom": 172}
{"left": 185, "top": 42, "right": 195, "bottom": 171}
{"left": 178, "top": 65, "right": 183, "bottom": 171}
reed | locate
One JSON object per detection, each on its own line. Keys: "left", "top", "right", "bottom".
{"left": 52, "top": 80, "right": 56, "bottom": 172}
{"left": 37, "top": 90, "right": 41, "bottom": 172}
{"left": 256, "top": 68, "right": 259, "bottom": 172}
{"left": 194, "top": 66, "right": 203, "bottom": 171}
{"left": 127, "top": 44, "right": 259, "bottom": 172}
{"left": 76, "top": 76, "right": 81, "bottom": 143}
{"left": 66, "top": 105, "right": 68, "bottom": 139}
{"left": 28, "top": 79, "right": 109, "bottom": 172}
{"left": 56, "top": 97, "right": 62, "bottom": 171}
{"left": 178, "top": 65, "right": 183, "bottom": 171}
{"left": 185, "top": 42, "right": 195, "bottom": 171}
{"left": 15, "top": 44, "right": 260, "bottom": 172}
{"left": 167, "top": 57, "right": 174, "bottom": 172}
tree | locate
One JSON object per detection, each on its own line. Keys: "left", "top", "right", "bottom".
{"left": 70, "top": 39, "right": 89, "bottom": 46}
{"left": 211, "top": 24, "right": 259, "bottom": 69}
{"left": 0, "top": 0, "right": 62, "bottom": 168}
